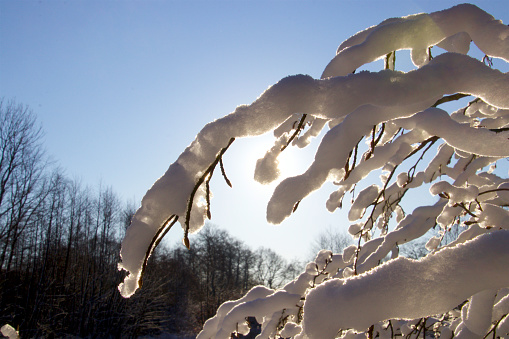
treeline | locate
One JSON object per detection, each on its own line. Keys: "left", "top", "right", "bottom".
{"left": 0, "top": 99, "right": 299, "bottom": 338}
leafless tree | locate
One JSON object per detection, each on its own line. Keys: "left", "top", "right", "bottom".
{"left": 253, "top": 247, "right": 297, "bottom": 289}
{"left": 0, "top": 99, "right": 46, "bottom": 271}
{"left": 309, "top": 226, "right": 352, "bottom": 259}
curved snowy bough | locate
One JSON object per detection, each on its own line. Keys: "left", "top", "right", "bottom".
{"left": 119, "top": 11, "right": 509, "bottom": 339}
{"left": 322, "top": 3, "right": 509, "bottom": 77}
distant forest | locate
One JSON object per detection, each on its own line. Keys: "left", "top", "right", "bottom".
{"left": 0, "top": 99, "right": 300, "bottom": 338}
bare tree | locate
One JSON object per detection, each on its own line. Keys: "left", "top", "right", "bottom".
{"left": 253, "top": 247, "right": 297, "bottom": 289}
{"left": 0, "top": 99, "right": 46, "bottom": 271}
{"left": 309, "top": 226, "right": 352, "bottom": 259}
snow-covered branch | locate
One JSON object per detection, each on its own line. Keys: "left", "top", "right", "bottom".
{"left": 120, "top": 3, "right": 509, "bottom": 338}
{"left": 302, "top": 230, "right": 509, "bottom": 337}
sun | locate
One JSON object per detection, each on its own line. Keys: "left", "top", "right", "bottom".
{"left": 276, "top": 143, "right": 309, "bottom": 180}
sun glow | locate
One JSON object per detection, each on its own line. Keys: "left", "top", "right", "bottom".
{"left": 276, "top": 143, "right": 310, "bottom": 180}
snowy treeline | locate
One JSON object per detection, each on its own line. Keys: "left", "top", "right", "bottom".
{"left": 119, "top": 4, "right": 509, "bottom": 339}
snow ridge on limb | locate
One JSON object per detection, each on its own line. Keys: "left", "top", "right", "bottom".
{"left": 301, "top": 230, "right": 509, "bottom": 338}
{"left": 323, "top": 3, "right": 509, "bottom": 78}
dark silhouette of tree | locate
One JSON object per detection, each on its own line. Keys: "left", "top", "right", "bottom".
{"left": 0, "top": 99, "right": 46, "bottom": 272}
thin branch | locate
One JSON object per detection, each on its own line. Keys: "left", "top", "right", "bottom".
{"left": 479, "top": 188, "right": 509, "bottom": 196}
{"left": 463, "top": 154, "right": 476, "bottom": 171}
{"left": 344, "top": 149, "right": 353, "bottom": 178}
{"left": 344, "top": 137, "right": 362, "bottom": 181}
{"left": 403, "top": 136, "right": 440, "bottom": 162}
{"left": 281, "top": 114, "right": 307, "bottom": 151}
{"left": 453, "top": 202, "right": 478, "bottom": 218}
{"left": 483, "top": 313, "right": 507, "bottom": 339}
{"left": 364, "top": 125, "right": 377, "bottom": 161}
{"left": 461, "top": 97, "right": 481, "bottom": 115}
{"left": 483, "top": 55, "right": 494, "bottom": 68}
{"left": 205, "top": 171, "right": 213, "bottom": 219}
{"left": 354, "top": 136, "right": 438, "bottom": 273}
{"left": 489, "top": 127, "right": 509, "bottom": 133}
{"left": 353, "top": 232, "right": 363, "bottom": 276}
{"left": 385, "top": 51, "right": 396, "bottom": 70}
{"left": 184, "top": 137, "right": 236, "bottom": 247}
{"left": 312, "top": 252, "right": 333, "bottom": 288}
{"left": 139, "top": 214, "right": 179, "bottom": 287}
{"left": 352, "top": 142, "right": 359, "bottom": 170}
{"left": 432, "top": 93, "right": 470, "bottom": 107}
{"left": 407, "top": 137, "right": 439, "bottom": 180}
{"left": 374, "top": 123, "right": 385, "bottom": 146}
{"left": 220, "top": 157, "right": 232, "bottom": 187}
{"left": 292, "top": 200, "right": 301, "bottom": 213}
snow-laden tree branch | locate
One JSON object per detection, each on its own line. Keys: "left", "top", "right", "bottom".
{"left": 302, "top": 231, "right": 509, "bottom": 337}
{"left": 119, "top": 3, "right": 509, "bottom": 338}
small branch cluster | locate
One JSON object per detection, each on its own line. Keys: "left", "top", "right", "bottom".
{"left": 183, "top": 137, "right": 235, "bottom": 248}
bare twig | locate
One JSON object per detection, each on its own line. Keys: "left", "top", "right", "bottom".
{"left": 139, "top": 214, "right": 179, "bottom": 287}
{"left": 483, "top": 314, "right": 507, "bottom": 339}
{"left": 220, "top": 157, "right": 232, "bottom": 187}
{"left": 184, "top": 137, "right": 236, "bottom": 247}
{"left": 205, "top": 171, "right": 213, "bottom": 219}
{"left": 385, "top": 51, "right": 396, "bottom": 70}
{"left": 461, "top": 97, "right": 481, "bottom": 115}
{"left": 479, "top": 188, "right": 509, "bottom": 196}
{"left": 374, "top": 123, "right": 385, "bottom": 146}
{"left": 407, "top": 137, "right": 439, "bottom": 180}
{"left": 483, "top": 55, "right": 494, "bottom": 68}
{"left": 453, "top": 202, "right": 478, "bottom": 218}
{"left": 344, "top": 137, "right": 362, "bottom": 181}
{"left": 432, "top": 93, "right": 470, "bottom": 107}
{"left": 403, "top": 136, "right": 439, "bottom": 163}
{"left": 364, "top": 123, "right": 386, "bottom": 161}
{"left": 281, "top": 114, "right": 307, "bottom": 151}
{"left": 489, "top": 127, "right": 509, "bottom": 133}
{"left": 353, "top": 136, "right": 439, "bottom": 273}
{"left": 292, "top": 200, "right": 301, "bottom": 213}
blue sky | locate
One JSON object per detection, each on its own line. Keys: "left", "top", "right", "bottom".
{"left": 1, "top": 0, "right": 508, "bottom": 261}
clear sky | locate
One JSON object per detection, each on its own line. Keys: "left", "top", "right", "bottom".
{"left": 1, "top": 0, "right": 508, "bottom": 261}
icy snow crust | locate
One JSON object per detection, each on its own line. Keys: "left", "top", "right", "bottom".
{"left": 120, "top": 4, "right": 509, "bottom": 339}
